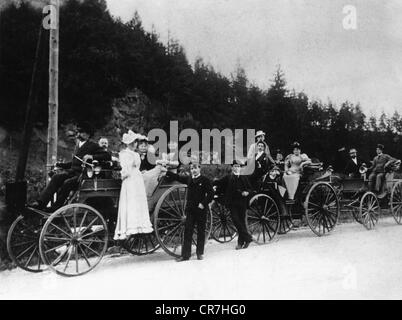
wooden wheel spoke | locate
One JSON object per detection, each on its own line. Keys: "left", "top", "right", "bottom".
{"left": 24, "top": 246, "right": 38, "bottom": 267}
{"left": 16, "top": 243, "right": 36, "bottom": 259}
{"left": 44, "top": 241, "right": 70, "bottom": 254}
{"left": 63, "top": 244, "right": 74, "bottom": 272}
{"left": 78, "top": 210, "right": 89, "bottom": 231}
{"left": 159, "top": 207, "right": 182, "bottom": 219}
{"left": 77, "top": 244, "right": 91, "bottom": 267}
{"left": 80, "top": 228, "right": 105, "bottom": 239}
{"left": 11, "top": 240, "right": 37, "bottom": 248}
{"left": 62, "top": 213, "right": 74, "bottom": 235}
{"left": 79, "top": 216, "right": 100, "bottom": 234}
{"left": 49, "top": 222, "right": 72, "bottom": 238}
{"left": 80, "top": 241, "right": 102, "bottom": 257}
{"left": 158, "top": 222, "right": 180, "bottom": 232}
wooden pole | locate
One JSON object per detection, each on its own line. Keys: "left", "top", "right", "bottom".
{"left": 15, "top": 24, "right": 44, "bottom": 182}
{"left": 46, "top": 0, "right": 59, "bottom": 176}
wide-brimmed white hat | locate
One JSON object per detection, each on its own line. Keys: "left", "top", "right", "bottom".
{"left": 255, "top": 130, "right": 266, "bottom": 138}
{"left": 122, "top": 130, "right": 139, "bottom": 145}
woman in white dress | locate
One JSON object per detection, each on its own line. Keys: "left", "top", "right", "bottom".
{"left": 283, "top": 142, "right": 311, "bottom": 200}
{"left": 114, "top": 130, "right": 153, "bottom": 240}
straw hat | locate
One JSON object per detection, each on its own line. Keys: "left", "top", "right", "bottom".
{"left": 255, "top": 130, "right": 266, "bottom": 138}
{"left": 122, "top": 130, "right": 139, "bottom": 145}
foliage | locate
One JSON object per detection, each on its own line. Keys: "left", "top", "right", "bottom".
{"left": 1, "top": 0, "right": 402, "bottom": 172}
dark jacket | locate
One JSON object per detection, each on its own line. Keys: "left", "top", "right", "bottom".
{"left": 166, "top": 172, "right": 214, "bottom": 210}
{"left": 254, "top": 152, "right": 271, "bottom": 177}
{"left": 139, "top": 153, "right": 155, "bottom": 171}
{"left": 215, "top": 174, "right": 253, "bottom": 207}
{"left": 344, "top": 157, "right": 366, "bottom": 177}
{"left": 59, "top": 140, "right": 111, "bottom": 173}
{"left": 370, "top": 153, "right": 396, "bottom": 173}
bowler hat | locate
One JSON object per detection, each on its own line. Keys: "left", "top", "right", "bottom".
{"left": 77, "top": 121, "right": 95, "bottom": 137}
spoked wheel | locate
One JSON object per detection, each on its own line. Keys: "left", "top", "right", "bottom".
{"left": 247, "top": 193, "right": 280, "bottom": 243}
{"left": 359, "top": 192, "right": 380, "bottom": 230}
{"left": 210, "top": 200, "right": 236, "bottom": 243}
{"left": 154, "top": 185, "right": 188, "bottom": 258}
{"left": 7, "top": 215, "right": 45, "bottom": 273}
{"left": 390, "top": 181, "right": 402, "bottom": 224}
{"left": 123, "top": 231, "right": 159, "bottom": 255}
{"left": 39, "top": 204, "right": 108, "bottom": 277}
{"left": 305, "top": 182, "right": 340, "bottom": 236}
{"left": 154, "top": 185, "right": 212, "bottom": 258}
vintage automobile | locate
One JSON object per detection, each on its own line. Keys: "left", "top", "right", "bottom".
{"left": 329, "top": 160, "right": 402, "bottom": 229}
{"left": 6, "top": 158, "right": 219, "bottom": 276}
{"left": 247, "top": 162, "right": 341, "bottom": 242}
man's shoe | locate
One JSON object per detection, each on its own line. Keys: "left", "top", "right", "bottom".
{"left": 176, "top": 257, "right": 190, "bottom": 262}
{"left": 243, "top": 240, "right": 252, "bottom": 249}
{"left": 197, "top": 254, "right": 204, "bottom": 260}
{"left": 235, "top": 244, "right": 243, "bottom": 250}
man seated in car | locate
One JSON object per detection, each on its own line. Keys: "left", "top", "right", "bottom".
{"left": 344, "top": 148, "right": 367, "bottom": 178}
{"left": 368, "top": 144, "right": 397, "bottom": 198}
{"left": 31, "top": 122, "right": 111, "bottom": 210}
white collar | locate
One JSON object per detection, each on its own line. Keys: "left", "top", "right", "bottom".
{"left": 192, "top": 174, "right": 201, "bottom": 179}
{"left": 78, "top": 140, "right": 86, "bottom": 148}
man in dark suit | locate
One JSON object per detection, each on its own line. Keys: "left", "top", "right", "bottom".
{"left": 166, "top": 162, "right": 214, "bottom": 262}
{"left": 215, "top": 160, "right": 254, "bottom": 250}
{"left": 368, "top": 144, "right": 397, "bottom": 196}
{"left": 31, "top": 122, "right": 111, "bottom": 210}
{"left": 344, "top": 148, "right": 366, "bottom": 178}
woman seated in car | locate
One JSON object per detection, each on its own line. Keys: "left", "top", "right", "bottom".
{"left": 283, "top": 142, "right": 311, "bottom": 200}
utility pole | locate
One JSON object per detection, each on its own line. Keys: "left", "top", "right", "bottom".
{"left": 46, "top": 0, "right": 59, "bottom": 176}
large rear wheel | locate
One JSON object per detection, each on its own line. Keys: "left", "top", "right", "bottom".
{"left": 390, "top": 181, "right": 402, "bottom": 224}
{"left": 39, "top": 204, "right": 108, "bottom": 277}
{"left": 210, "top": 200, "right": 236, "bottom": 243}
{"left": 359, "top": 192, "right": 380, "bottom": 230}
{"left": 7, "top": 215, "right": 45, "bottom": 273}
{"left": 305, "top": 182, "right": 340, "bottom": 236}
{"left": 247, "top": 193, "right": 280, "bottom": 243}
{"left": 154, "top": 185, "right": 212, "bottom": 258}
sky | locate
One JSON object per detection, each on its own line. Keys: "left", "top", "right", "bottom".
{"left": 108, "top": 1, "right": 400, "bottom": 115}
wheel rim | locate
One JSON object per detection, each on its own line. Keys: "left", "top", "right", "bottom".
{"left": 123, "top": 231, "right": 159, "bottom": 255}
{"left": 247, "top": 194, "right": 280, "bottom": 243}
{"left": 154, "top": 185, "right": 188, "bottom": 258}
{"left": 278, "top": 211, "right": 293, "bottom": 234}
{"left": 7, "top": 215, "right": 45, "bottom": 273}
{"left": 359, "top": 192, "right": 380, "bottom": 230}
{"left": 210, "top": 201, "right": 237, "bottom": 243}
{"left": 390, "top": 181, "right": 402, "bottom": 224}
{"left": 39, "top": 204, "right": 108, "bottom": 277}
{"left": 305, "top": 182, "right": 340, "bottom": 236}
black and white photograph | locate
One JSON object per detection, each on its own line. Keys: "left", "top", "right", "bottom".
{"left": 0, "top": 0, "right": 402, "bottom": 303}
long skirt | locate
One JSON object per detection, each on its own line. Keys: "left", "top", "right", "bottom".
{"left": 114, "top": 170, "right": 153, "bottom": 240}
{"left": 283, "top": 173, "right": 300, "bottom": 200}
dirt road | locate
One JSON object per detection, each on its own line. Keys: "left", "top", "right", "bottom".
{"left": 1, "top": 218, "right": 401, "bottom": 299}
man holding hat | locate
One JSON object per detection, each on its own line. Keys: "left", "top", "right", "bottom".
{"left": 214, "top": 160, "right": 254, "bottom": 250}
{"left": 31, "top": 122, "right": 111, "bottom": 210}
{"left": 368, "top": 144, "right": 396, "bottom": 196}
